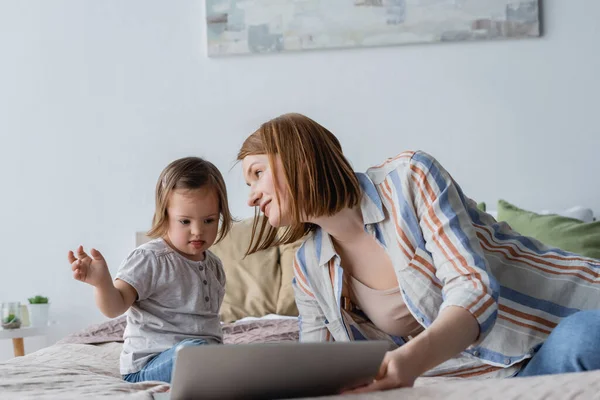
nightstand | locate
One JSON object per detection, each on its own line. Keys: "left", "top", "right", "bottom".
{"left": 0, "top": 326, "right": 50, "bottom": 357}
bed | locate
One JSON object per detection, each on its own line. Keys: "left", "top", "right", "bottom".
{"left": 3, "top": 209, "right": 599, "bottom": 399}
{"left": 0, "top": 317, "right": 299, "bottom": 400}
{"left": 2, "top": 316, "right": 600, "bottom": 400}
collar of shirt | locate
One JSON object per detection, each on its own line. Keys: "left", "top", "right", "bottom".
{"left": 315, "top": 172, "right": 386, "bottom": 267}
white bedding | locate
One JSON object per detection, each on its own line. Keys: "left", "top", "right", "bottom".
{"left": 233, "top": 314, "right": 298, "bottom": 323}
{"left": 3, "top": 339, "right": 600, "bottom": 399}
{"left": 0, "top": 343, "right": 168, "bottom": 400}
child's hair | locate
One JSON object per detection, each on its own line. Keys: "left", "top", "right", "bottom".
{"left": 147, "top": 157, "right": 233, "bottom": 243}
{"left": 237, "top": 113, "right": 361, "bottom": 254}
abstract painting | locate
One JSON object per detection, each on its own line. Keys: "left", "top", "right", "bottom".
{"left": 205, "top": 0, "right": 540, "bottom": 57}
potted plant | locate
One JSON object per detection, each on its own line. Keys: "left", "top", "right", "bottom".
{"left": 27, "top": 295, "right": 50, "bottom": 327}
{"left": 1, "top": 302, "right": 22, "bottom": 329}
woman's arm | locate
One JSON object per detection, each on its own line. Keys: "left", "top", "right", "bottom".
{"left": 401, "top": 306, "right": 479, "bottom": 376}
{"left": 349, "top": 306, "right": 478, "bottom": 393}
{"left": 351, "top": 151, "right": 499, "bottom": 393}
{"left": 410, "top": 151, "right": 499, "bottom": 342}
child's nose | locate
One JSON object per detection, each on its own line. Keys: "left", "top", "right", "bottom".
{"left": 191, "top": 222, "right": 203, "bottom": 236}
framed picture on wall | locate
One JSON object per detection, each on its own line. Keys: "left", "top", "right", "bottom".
{"left": 205, "top": 0, "right": 541, "bottom": 57}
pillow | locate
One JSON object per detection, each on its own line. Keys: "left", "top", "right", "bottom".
{"left": 57, "top": 315, "right": 300, "bottom": 345}
{"left": 211, "top": 218, "right": 281, "bottom": 323}
{"left": 538, "top": 206, "right": 595, "bottom": 223}
{"left": 56, "top": 315, "right": 127, "bottom": 345}
{"left": 137, "top": 217, "right": 300, "bottom": 322}
{"left": 497, "top": 199, "right": 600, "bottom": 259}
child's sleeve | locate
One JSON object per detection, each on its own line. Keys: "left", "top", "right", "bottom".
{"left": 114, "top": 249, "right": 158, "bottom": 302}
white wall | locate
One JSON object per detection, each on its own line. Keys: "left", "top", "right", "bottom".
{"left": 0, "top": 0, "right": 598, "bottom": 360}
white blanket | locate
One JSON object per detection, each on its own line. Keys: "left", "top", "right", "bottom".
{"left": 2, "top": 341, "right": 600, "bottom": 399}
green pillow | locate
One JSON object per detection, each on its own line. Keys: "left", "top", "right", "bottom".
{"left": 497, "top": 199, "right": 600, "bottom": 260}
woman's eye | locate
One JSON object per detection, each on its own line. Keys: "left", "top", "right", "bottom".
{"left": 179, "top": 220, "right": 190, "bottom": 225}
{"left": 255, "top": 170, "right": 263, "bottom": 178}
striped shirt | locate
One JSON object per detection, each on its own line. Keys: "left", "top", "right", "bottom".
{"left": 292, "top": 150, "right": 600, "bottom": 379}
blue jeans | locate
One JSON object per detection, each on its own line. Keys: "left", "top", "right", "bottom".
{"left": 516, "top": 310, "right": 600, "bottom": 377}
{"left": 123, "top": 338, "right": 208, "bottom": 383}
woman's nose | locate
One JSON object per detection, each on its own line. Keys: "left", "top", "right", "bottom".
{"left": 248, "top": 190, "right": 261, "bottom": 207}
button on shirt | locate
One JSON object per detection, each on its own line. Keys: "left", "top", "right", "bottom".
{"left": 115, "top": 238, "right": 225, "bottom": 375}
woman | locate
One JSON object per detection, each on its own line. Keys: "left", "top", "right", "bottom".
{"left": 238, "top": 113, "right": 600, "bottom": 393}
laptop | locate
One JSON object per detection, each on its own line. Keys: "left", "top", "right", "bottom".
{"left": 154, "top": 340, "right": 389, "bottom": 400}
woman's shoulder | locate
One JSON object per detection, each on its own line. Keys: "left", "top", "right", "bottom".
{"left": 365, "top": 150, "right": 440, "bottom": 182}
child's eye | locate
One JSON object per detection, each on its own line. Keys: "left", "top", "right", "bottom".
{"left": 179, "top": 219, "right": 190, "bottom": 225}
{"left": 204, "top": 218, "right": 216, "bottom": 224}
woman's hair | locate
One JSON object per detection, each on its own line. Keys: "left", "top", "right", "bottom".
{"left": 147, "top": 157, "right": 233, "bottom": 243}
{"left": 237, "top": 113, "right": 361, "bottom": 254}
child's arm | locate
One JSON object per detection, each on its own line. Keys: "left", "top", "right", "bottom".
{"left": 68, "top": 246, "right": 137, "bottom": 318}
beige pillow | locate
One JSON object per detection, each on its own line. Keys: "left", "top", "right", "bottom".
{"left": 136, "top": 217, "right": 301, "bottom": 322}
{"left": 211, "top": 218, "right": 281, "bottom": 323}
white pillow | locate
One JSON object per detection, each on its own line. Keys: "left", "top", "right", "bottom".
{"left": 487, "top": 210, "right": 498, "bottom": 219}
{"left": 235, "top": 314, "right": 298, "bottom": 323}
{"left": 538, "top": 206, "right": 595, "bottom": 223}
{"left": 486, "top": 206, "right": 595, "bottom": 223}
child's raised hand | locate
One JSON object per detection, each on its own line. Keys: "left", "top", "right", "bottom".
{"left": 68, "top": 245, "right": 111, "bottom": 288}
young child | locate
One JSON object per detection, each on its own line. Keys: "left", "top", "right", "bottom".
{"left": 68, "top": 157, "right": 233, "bottom": 383}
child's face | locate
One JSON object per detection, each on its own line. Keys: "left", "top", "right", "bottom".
{"left": 242, "top": 154, "right": 291, "bottom": 228}
{"left": 165, "top": 187, "right": 220, "bottom": 261}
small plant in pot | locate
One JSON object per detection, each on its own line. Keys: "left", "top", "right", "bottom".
{"left": 28, "top": 296, "right": 49, "bottom": 304}
{"left": 2, "top": 313, "right": 21, "bottom": 329}
{"left": 1, "top": 302, "right": 22, "bottom": 329}
{"left": 27, "top": 295, "right": 50, "bottom": 327}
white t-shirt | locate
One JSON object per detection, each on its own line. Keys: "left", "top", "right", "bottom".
{"left": 115, "top": 238, "right": 225, "bottom": 375}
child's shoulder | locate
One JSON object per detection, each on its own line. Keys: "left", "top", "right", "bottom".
{"left": 136, "top": 237, "right": 167, "bottom": 252}
{"left": 125, "top": 238, "right": 171, "bottom": 261}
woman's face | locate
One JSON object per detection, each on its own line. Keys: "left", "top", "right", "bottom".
{"left": 242, "top": 154, "right": 291, "bottom": 227}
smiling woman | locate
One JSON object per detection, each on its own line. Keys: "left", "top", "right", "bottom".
{"left": 236, "top": 112, "right": 600, "bottom": 393}
{"left": 242, "top": 154, "right": 290, "bottom": 227}
{"left": 238, "top": 113, "right": 361, "bottom": 254}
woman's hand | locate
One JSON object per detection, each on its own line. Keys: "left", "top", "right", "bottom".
{"left": 345, "top": 348, "right": 418, "bottom": 394}
{"left": 345, "top": 306, "right": 479, "bottom": 395}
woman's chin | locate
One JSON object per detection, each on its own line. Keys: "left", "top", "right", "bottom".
{"left": 267, "top": 217, "right": 281, "bottom": 228}
{"left": 267, "top": 215, "right": 289, "bottom": 228}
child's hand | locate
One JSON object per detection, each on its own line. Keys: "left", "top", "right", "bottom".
{"left": 68, "top": 246, "right": 111, "bottom": 288}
